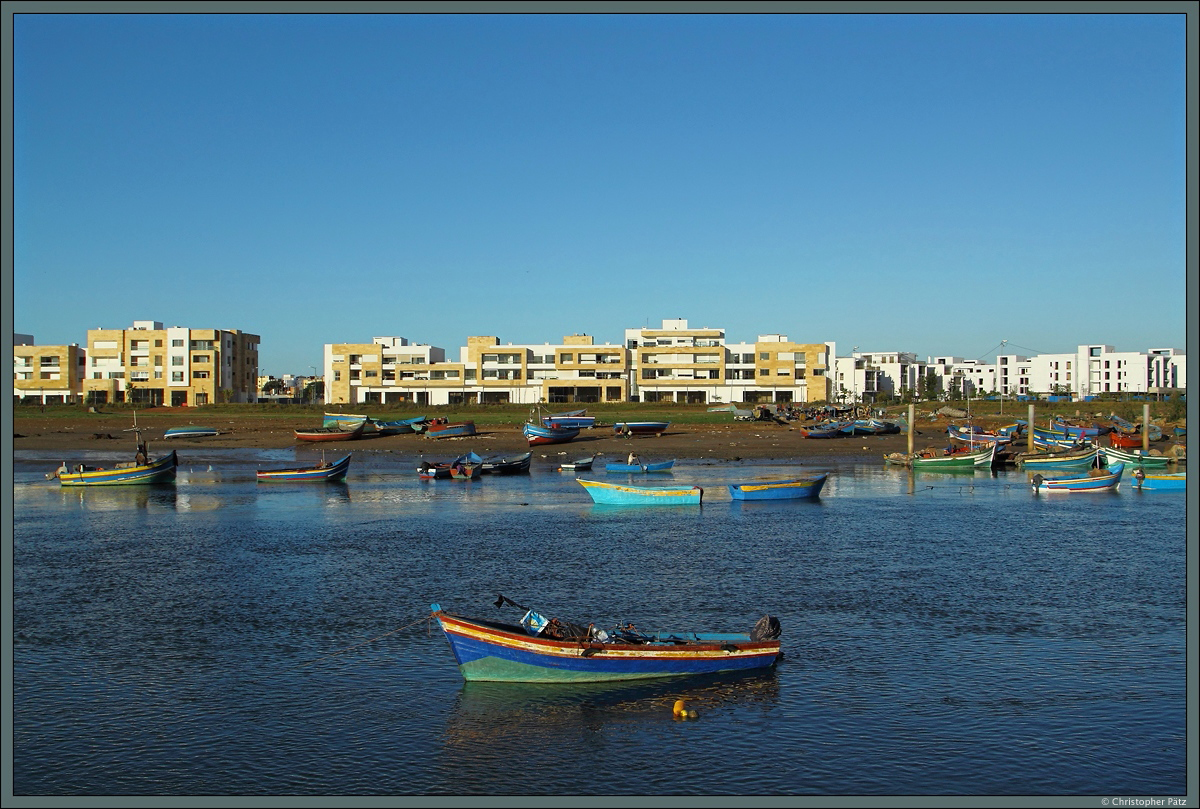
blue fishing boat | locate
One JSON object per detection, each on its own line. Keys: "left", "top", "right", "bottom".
{"left": 578, "top": 478, "right": 700, "bottom": 505}
{"left": 51, "top": 449, "right": 178, "bottom": 486}
{"left": 1031, "top": 463, "right": 1124, "bottom": 493}
{"left": 256, "top": 454, "right": 351, "bottom": 482}
{"left": 800, "top": 422, "right": 849, "bottom": 438}
{"left": 604, "top": 459, "right": 675, "bottom": 473}
{"left": 558, "top": 455, "right": 594, "bottom": 471}
{"left": 728, "top": 473, "right": 828, "bottom": 501}
{"left": 1131, "top": 470, "right": 1185, "bottom": 491}
{"left": 373, "top": 416, "right": 428, "bottom": 435}
{"left": 523, "top": 422, "right": 580, "bottom": 446}
{"left": 431, "top": 599, "right": 781, "bottom": 683}
{"left": 163, "top": 425, "right": 220, "bottom": 439}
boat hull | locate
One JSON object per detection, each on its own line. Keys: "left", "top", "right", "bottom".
{"left": 1132, "top": 472, "right": 1186, "bottom": 491}
{"left": 543, "top": 416, "right": 596, "bottom": 430}
{"left": 426, "top": 422, "right": 477, "bottom": 439}
{"left": 1100, "top": 447, "right": 1171, "bottom": 469}
{"left": 578, "top": 479, "right": 700, "bottom": 505}
{"left": 257, "top": 455, "right": 351, "bottom": 482}
{"left": 57, "top": 451, "right": 178, "bottom": 486}
{"left": 614, "top": 422, "right": 670, "bottom": 436}
{"left": 729, "top": 474, "right": 827, "bottom": 500}
{"left": 523, "top": 423, "right": 579, "bottom": 445}
{"left": 604, "top": 461, "right": 675, "bottom": 473}
{"left": 1015, "top": 447, "right": 1099, "bottom": 470}
{"left": 433, "top": 610, "right": 778, "bottom": 683}
{"left": 163, "top": 427, "right": 219, "bottom": 439}
{"left": 1032, "top": 463, "right": 1124, "bottom": 493}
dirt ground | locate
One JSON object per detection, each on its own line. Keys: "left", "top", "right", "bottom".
{"left": 11, "top": 411, "right": 946, "bottom": 464}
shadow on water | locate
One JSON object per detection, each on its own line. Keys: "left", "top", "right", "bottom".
{"left": 443, "top": 667, "right": 781, "bottom": 744}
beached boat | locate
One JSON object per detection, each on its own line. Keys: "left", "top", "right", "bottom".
{"left": 425, "top": 420, "right": 477, "bottom": 439}
{"left": 578, "top": 479, "right": 701, "bottom": 505}
{"left": 163, "top": 425, "right": 220, "bottom": 439}
{"left": 604, "top": 459, "right": 675, "bottom": 473}
{"left": 1100, "top": 446, "right": 1171, "bottom": 469}
{"left": 418, "top": 452, "right": 483, "bottom": 480}
{"left": 294, "top": 421, "right": 367, "bottom": 442}
{"left": 430, "top": 599, "right": 781, "bottom": 683}
{"left": 613, "top": 421, "right": 670, "bottom": 436}
{"left": 946, "top": 425, "right": 1006, "bottom": 446}
{"left": 728, "top": 473, "right": 828, "bottom": 501}
{"left": 1107, "top": 430, "right": 1147, "bottom": 449}
{"left": 479, "top": 452, "right": 532, "bottom": 475}
{"left": 542, "top": 410, "right": 596, "bottom": 430}
{"left": 523, "top": 423, "right": 579, "bottom": 446}
{"left": 1051, "top": 419, "right": 1108, "bottom": 439}
{"left": 1131, "top": 470, "right": 1185, "bottom": 491}
{"left": 51, "top": 447, "right": 178, "bottom": 486}
{"left": 1031, "top": 462, "right": 1124, "bottom": 493}
{"left": 256, "top": 454, "right": 351, "bottom": 482}
{"left": 321, "top": 413, "right": 379, "bottom": 434}
{"left": 799, "top": 422, "right": 850, "bottom": 439}
{"left": 558, "top": 455, "right": 594, "bottom": 471}
{"left": 708, "top": 404, "right": 755, "bottom": 420}
{"left": 373, "top": 416, "right": 428, "bottom": 435}
{"left": 1013, "top": 445, "right": 1099, "bottom": 471}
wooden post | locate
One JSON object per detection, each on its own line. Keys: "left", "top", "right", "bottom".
{"left": 907, "top": 403, "right": 915, "bottom": 456}
{"left": 1028, "top": 404, "right": 1035, "bottom": 453}
{"left": 1143, "top": 403, "right": 1150, "bottom": 452}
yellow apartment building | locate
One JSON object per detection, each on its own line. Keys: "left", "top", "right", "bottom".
{"left": 13, "top": 334, "right": 87, "bottom": 404}
{"left": 324, "top": 335, "right": 629, "bottom": 406}
{"left": 81, "top": 320, "right": 260, "bottom": 406}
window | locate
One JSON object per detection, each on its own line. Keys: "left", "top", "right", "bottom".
{"left": 155, "top": 339, "right": 163, "bottom": 347}
{"left": 40, "top": 356, "right": 60, "bottom": 367}
{"left": 192, "top": 371, "right": 209, "bottom": 379}
{"left": 760, "top": 352, "right": 770, "bottom": 360}
{"left": 364, "top": 370, "right": 377, "bottom": 378}
{"left": 172, "top": 339, "right": 184, "bottom": 347}
{"left": 172, "top": 356, "right": 184, "bottom": 366}
{"left": 559, "top": 353, "right": 573, "bottom": 363}
{"left": 759, "top": 369, "right": 769, "bottom": 376}
{"left": 193, "top": 355, "right": 210, "bottom": 363}
{"left": 172, "top": 372, "right": 184, "bottom": 382}
{"left": 191, "top": 340, "right": 215, "bottom": 351}
{"left": 333, "top": 371, "right": 341, "bottom": 381}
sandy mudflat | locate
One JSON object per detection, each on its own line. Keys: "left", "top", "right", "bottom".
{"left": 11, "top": 410, "right": 951, "bottom": 464}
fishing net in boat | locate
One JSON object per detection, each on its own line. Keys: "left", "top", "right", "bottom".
{"left": 751, "top": 615, "right": 782, "bottom": 641}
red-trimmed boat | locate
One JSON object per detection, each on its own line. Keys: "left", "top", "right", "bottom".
{"left": 431, "top": 598, "right": 782, "bottom": 683}
{"left": 424, "top": 419, "right": 477, "bottom": 439}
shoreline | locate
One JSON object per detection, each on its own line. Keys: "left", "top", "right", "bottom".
{"left": 12, "top": 414, "right": 936, "bottom": 464}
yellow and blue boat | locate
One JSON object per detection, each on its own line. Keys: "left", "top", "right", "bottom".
{"left": 578, "top": 478, "right": 700, "bottom": 505}
{"left": 729, "top": 473, "right": 828, "bottom": 501}
{"left": 51, "top": 449, "right": 178, "bottom": 486}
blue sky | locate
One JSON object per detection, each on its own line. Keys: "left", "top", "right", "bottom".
{"left": 12, "top": 11, "right": 1188, "bottom": 376}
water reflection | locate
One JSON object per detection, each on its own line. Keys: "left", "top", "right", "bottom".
{"left": 442, "top": 668, "right": 782, "bottom": 750}
{"left": 59, "top": 485, "right": 178, "bottom": 511}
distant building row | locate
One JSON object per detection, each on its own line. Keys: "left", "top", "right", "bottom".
{"left": 13, "top": 321, "right": 260, "bottom": 406}
{"left": 12, "top": 318, "right": 1186, "bottom": 406}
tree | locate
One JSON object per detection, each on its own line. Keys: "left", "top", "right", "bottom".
{"left": 304, "top": 380, "right": 324, "bottom": 403}
{"left": 262, "top": 379, "right": 287, "bottom": 395}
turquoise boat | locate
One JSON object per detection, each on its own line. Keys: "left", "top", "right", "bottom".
{"left": 1015, "top": 446, "right": 1099, "bottom": 471}
{"left": 1131, "top": 470, "right": 1185, "bottom": 491}
{"left": 604, "top": 459, "right": 675, "bottom": 473}
{"left": 578, "top": 479, "right": 701, "bottom": 506}
{"left": 163, "top": 426, "right": 219, "bottom": 439}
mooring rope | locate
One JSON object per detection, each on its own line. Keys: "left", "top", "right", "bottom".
{"left": 280, "top": 613, "right": 433, "bottom": 674}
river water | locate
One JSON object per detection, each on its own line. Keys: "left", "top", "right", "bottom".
{"left": 10, "top": 448, "right": 1189, "bottom": 797}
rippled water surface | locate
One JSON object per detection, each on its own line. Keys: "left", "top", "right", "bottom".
{"left": 11, "top": 449, "right": 1189, "bottom": 796}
